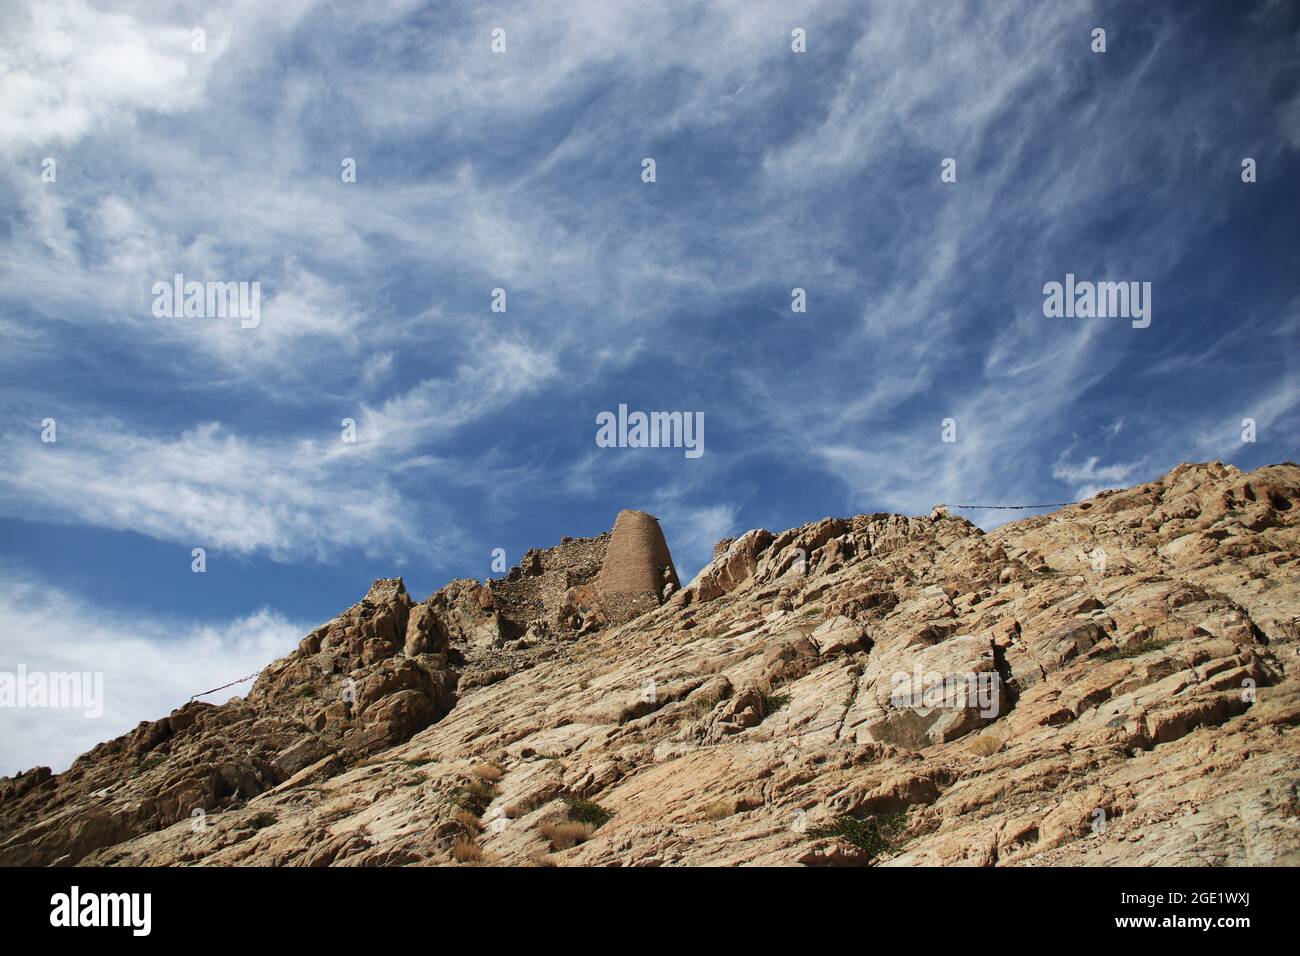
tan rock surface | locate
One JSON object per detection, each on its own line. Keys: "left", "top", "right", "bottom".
{"left": 2, "top": 461, "right": 1298, "bottom": 867}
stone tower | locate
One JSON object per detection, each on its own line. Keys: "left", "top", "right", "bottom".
{"left": 595, "top": 509, "right": 679, "bottom": 622}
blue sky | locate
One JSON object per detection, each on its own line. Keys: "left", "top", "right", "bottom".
{"left": 1, "top": 0, "right": 1297, "bottom": 773}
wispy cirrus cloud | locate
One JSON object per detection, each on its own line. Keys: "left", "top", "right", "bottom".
{"left": 1052, "top": 454, "right": 1145, "bottom": 501}
{"left": 0, "top": 0, "right": 1295, "bottom": 645}
{"left": 0, "top": 419, "right": 418, "bottom": 561}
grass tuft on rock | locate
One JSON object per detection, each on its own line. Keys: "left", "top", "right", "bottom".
{"left": 1097, "top": 636, "right": 1171, "bottom": 662}
{"left": 448, "top": 779, "right": 495, "bottom": 816}
{"left": 540, "top": 821, "right": 595, "bottom": 851}
{"left": 451, "top": 836, "right": 482, "bottom": 863}
{"left": 703, "top": 800, "right": 733, "bottom": 822}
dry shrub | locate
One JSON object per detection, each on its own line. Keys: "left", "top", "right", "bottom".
{"left": 703, "top": 800, "right": 733, "bottom": 822}
{"left": 539, "top": 821, "right": 595, "bottom": 851}
{"left": 453, "top": 809, "right": 482, "bottom": 832}
{"left": 968, "top": 733, "right": 1002, "bottom": 757}
{"left": 472, "top": 763, "right": 504, "bottom": 783}
{"left": 527, "top": 850, "right": 557, "bottom": 867}
{"left": 690, "top": 693, "right": 725, "bottom": 718}
{"left": 451, "top": 836, "right": 482, "bottom": 863}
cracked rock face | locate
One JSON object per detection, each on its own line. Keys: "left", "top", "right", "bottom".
{"left": 2, "top": 460, "right": 1298, "bottom": 867}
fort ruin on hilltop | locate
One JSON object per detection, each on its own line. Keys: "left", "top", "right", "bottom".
{"left": 475, "top": 508, "right": 680, "bottom": 643}
{"left": 596, "top": 509, "right": 680, "bottom": 623}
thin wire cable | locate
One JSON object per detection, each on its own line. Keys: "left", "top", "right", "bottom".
{"left": 949, "top": 502, "right": 1078, "bottom": 510}
{"left": 189, "top": 671, "right": 260, "bottom": 701}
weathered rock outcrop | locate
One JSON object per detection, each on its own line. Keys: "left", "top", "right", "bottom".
{"left": 2, "top": 461, "right": 1298, "bottom": 868}
{"left": 0, "top": 578, "right": 456, "bottom": 866}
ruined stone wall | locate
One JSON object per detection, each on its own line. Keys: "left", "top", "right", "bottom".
{"left": 426, "top": 511, "right": 680, "bottom": 644}
{"left": 488, "top": 532, "right": 610, "bottom": 637}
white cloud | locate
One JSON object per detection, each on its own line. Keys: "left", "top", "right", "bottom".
{"left": 0, "top": 0, "right": 225, "bottom": 155}
{"left": 0, "top": 419, "right": 420, "bottom": 561}
{"left": 1191, "top": 376, "right": 1300, "bottom": 460}
{"left": 658, "top": 502, "right": 741, "bottom": 583}
{"left": 0, "top": 0, "right": 1294, "bottom": 584}
{"left": 0, "top": 574, "right": 310, "bottom": 775}
{"left": 1052, "top": 454, "right": 1143, "bottom": 500}
{"left": 356, "top": 336, "right": 560, "bottom": 455}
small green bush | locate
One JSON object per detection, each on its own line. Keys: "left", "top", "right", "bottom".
{"left": 760, "top": 693, "right": 791, "bottom": 717}
{"left": 562, "top": 796, "right": 612, "bottom": 829}
{"left": 448, "top": 779, "right": 495, "bottom": 816}
{"left": 807, "top": 812, "right": 905, "bottom": 860}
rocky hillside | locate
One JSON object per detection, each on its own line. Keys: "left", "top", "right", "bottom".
{"left": 2, "top": 460, "right": 1298, "bottom": 867}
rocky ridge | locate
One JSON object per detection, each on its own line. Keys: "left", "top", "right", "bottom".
{"left": 2, "top": 460, "right": 1298, "bottom": 866}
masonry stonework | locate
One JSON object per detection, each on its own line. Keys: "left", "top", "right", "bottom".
{"left": 595, "top": 509, "right": 679, "bottom": 623}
